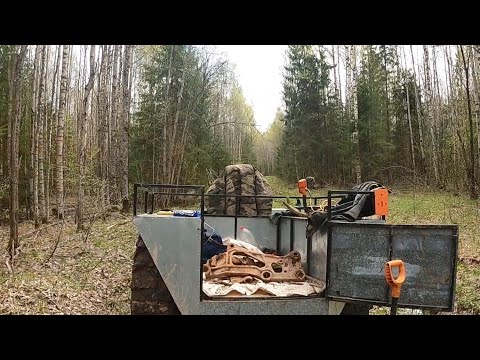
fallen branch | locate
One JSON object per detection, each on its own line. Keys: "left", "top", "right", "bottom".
{"left": 18, "top": 221, "right": 62, "bottom": 239}
{"left": 83, "top": 213, "right": 97, "bottom": 244}
{"left": 459, "top": 256, "right": 480, "bottom": 265}
{"left": 42, "top": 220, "right": 65, "bottom": 265}
{"left": 5, "top": 256, "right": 13, "bottom": 275}
{"left": 106, "top": 219, "right": 131, "bottom": 231}
{"left": 82, "top": 255, "right": 106, "bottom": 273}
{"left": 76, "top": 250, "right": 90, "bottom": 258}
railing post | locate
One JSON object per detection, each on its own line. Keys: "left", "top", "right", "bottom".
{"left": 133, "top": 183, "right": 139, "bottom": 216}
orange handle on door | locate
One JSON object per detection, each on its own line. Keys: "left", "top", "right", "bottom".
{"left": 385, "top": 260, "right": 406, "bottom": 298}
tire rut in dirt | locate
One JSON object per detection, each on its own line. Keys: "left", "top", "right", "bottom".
{"left": 130, "top": 236, "right": 180, "bottom": 315}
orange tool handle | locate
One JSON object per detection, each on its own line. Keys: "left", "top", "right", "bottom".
{"left": 374, "top": 187, "right": 389, "bottom": 216}
{"left": 298, "top": 179, "right": 308, "bottom": 196}
{"left": 385, "top": 260, "right": 406, "bottom": 298}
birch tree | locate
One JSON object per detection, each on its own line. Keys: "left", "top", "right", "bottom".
{"left": 460, "top": 45, "right": 478, "bottom": 199}
{"left": 422, "top": 45, "right": 439, "bottom": 185}
{"left": 7, "top": 45, "right": 27, "bottom": 258}
{"left": 76, "top": 45, "right": 96, "bottom": 231}
{"left": 29, "top": 46, "right": 40, "bottom": 226}
{"left": 56, "top": 45, "right": 69, "bottom": 219}
{"left": 120, "top": 45, "right": 132, "bottom": 213}
{"left": 37, "top": 45, "right": 47, "bottom": 223}
{"left": 350, "top": 45, "right": 361, "bottom": 184}
{"left": 410, "top": 45, "right": 427, "bottom": 179}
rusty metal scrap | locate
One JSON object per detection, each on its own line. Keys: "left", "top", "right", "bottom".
{"left": 203, "top": 244, "right": 306, "bottom": 282}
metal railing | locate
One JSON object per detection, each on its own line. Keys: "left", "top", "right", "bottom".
{"left": 132, "top": 183, "right": 382, "bottom": 300}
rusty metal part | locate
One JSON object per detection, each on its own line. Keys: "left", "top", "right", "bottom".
{"left": 203, "top": 244, "right": 306, "bottom": 282}
{"left": 230, "top": 276, "right": 255, "bottom": 284}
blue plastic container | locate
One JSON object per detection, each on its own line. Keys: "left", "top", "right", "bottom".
{"left": 173, "top": 210, "right": 200, "bottom": 217}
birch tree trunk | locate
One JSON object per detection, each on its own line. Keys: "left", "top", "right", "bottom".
{"left": 44, "top": 46, "right": 52, "bottom": 224}
{"left": 460, "top": 45, "right": 478, "bottom": 199}
{"left": 169, "top": 67, "right": 186, "bottom": 185}
{"left": 350, "top": 45, "right": 361, "bottom": 184}
{"left": 162, "top": 46, "right": 174, "bottom": 184}
{"left": 410, "top": 46, "right": 427, "bottom": 179}
{"left": 331, "top": 45, "right": 340, "bottom": 108}
{"left": 7, "top": 45, "right": 27, "bottom": 257}
{"left": 110, "top": 45, "right": 119, "bottom": 202}
{"left": 152, "top": 87, "right": 157, "bottom": 183}
{"left": 56, "top": 45, "right": 69, "bottom": 220}
{"left": 445, "top": 46, "right": 459, "bottom": 188}
{"left": 77, "top": 45, "right": 96, "bottom": 231}
{"left": 98, "top": 45, "right": 108, "bottom": 216}
{"left": 381, "top": 45, "right": 390, "bottom": 142}
{"left": 431, "top": 46, "right": 444, "bottom": 181}
{"left": 401, "top": 47, "right": 416, "bottom": 180}
{"left": 37, "top": 45, "right": 47, "bottom": 223}
{"left": 422, "top": 46, "right": 439, "bottom": 185}
{"left": 337, "top": 46, "right": 343, "bottom": 115}
{"left": 29, "top": 46, "right": 39, "bottom": 225}
{"left": 470, "top": 45, "right": 480, "bottom": 175}
{"left": 120, "top": 45, "right": 132, "bottom": 213}
{"left": 105, "top": 46, "right": 113, "bottom": 206}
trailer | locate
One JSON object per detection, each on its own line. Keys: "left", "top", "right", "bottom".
{"left": 130, "top": 183, "right": 458, "bottom": 315}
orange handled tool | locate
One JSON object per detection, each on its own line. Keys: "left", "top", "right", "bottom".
{"left": 298, "top": 179, "right": 308, "bottom": 211}
{"left": 385, "top": 259, "right": 406, "bottom": 315}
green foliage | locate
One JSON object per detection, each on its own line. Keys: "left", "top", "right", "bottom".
{"left": 254, "top": 109, "right": 284, "bottom": 175}
{"left": 0, "top": 45, "right": 34, "bottom": 207}
{"left": 265, "top": 109, "right": 284, "bottom": 145}
{"left": 357, "top": 45, "right": 394, "bottom": 181}
{"left": 276, "top": 45, "right": 347, "bottom": 184}
{"left": 130, "top": 45, "right": 259, "bottom": 187}
{"left": 275, "top": 45, "right": 453, "bottom": 188}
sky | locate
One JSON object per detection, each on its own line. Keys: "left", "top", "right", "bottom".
{"left": 216, "top": 45, "right": 288, "bottom": 133}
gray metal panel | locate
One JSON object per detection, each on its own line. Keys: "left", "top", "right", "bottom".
{"left": 277, "top": 217, "right": 309, "bottom": 270}
{"left": 310, "top": 227, "right": 328, "bottom": 282}
{"left": 237, "top": 217, "right": 277, "bottom": 250}
{"left": 204, "top": 216, "right": 235, "bottom": 240}
{"left": 134, "top": 215, "right": 202, "bottom": 314}
{"left": 134, "top": 214, "right": 335, "bottom": 315}
{"left": 276, "top": 217, "right": 326, "bottom": 278}
{"left": 205, "top": 216, "right": 284, "bottom": 251}
{"left": 293, "top": 218, "right": 308, "bottom": 270}
{"left": 279, "top": 218, "right": 291, "bottom": 255}
{"left": 327, "top": 223, "right": 390, "bottom": 302}
{"left": 326, "top": 222, "right": 458, "bottom": 310}
{"left": 200, "top": 297, "right": 330, "bottom": 315}
{"left": 391, "top": 226, "right": 457, "bottom": 308}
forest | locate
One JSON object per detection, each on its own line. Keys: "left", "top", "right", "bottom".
{"left": 0, "top": 45, "right": 479, "bottom": 314}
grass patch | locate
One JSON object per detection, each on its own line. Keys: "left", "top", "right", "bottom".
{"left": 455, "top": 263, "right": 480, "bottom": 314}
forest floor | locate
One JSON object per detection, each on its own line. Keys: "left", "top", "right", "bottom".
{"left": 0, "top": 176, "right": 479, "bottom": 314}
{"left": 0, "top": 210, "right": 137, "bottom": 314}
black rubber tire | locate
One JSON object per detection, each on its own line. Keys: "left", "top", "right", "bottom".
{"left": 340, "top": 302, "right": 372, "bottom": 315}
{"left": 130, "top": 236, "right": 180, "bottom": 315}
